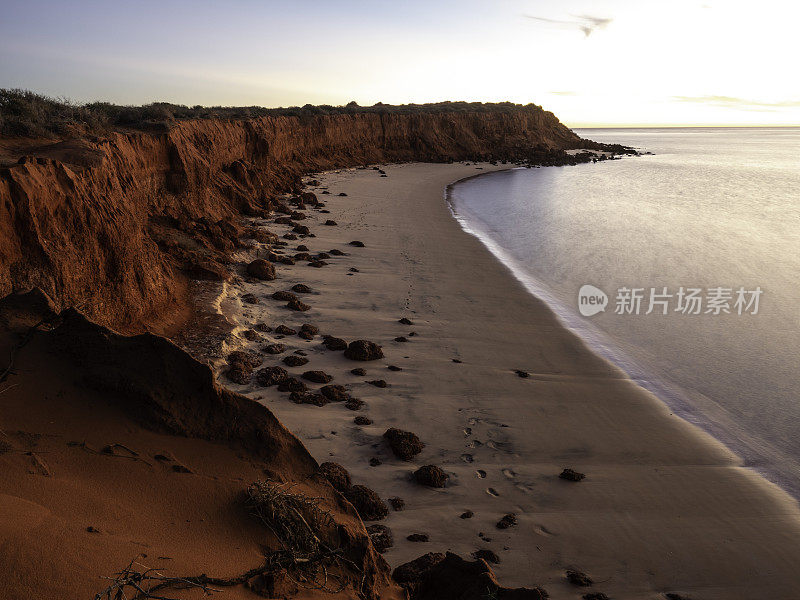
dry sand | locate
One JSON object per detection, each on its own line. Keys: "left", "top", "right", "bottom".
{"left": 223, "top": 162, "right": 800, "bottom": 599}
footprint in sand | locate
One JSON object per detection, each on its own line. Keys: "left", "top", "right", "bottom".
{"left": 463, "top": 427, "right": 472, "bottom": 436}
{"left": 486, "top": 487, "right": 500, "bottom": 497}
{"left": 460, "top": 453, "right": 474, "bottom": 463}
{"left": 533, "top": 524, "right": 555, "bottom": 537}
{"left": 502, "top": 468, "right": 517, "bottom": 479}
{"left": 476, "top": 469, "right": 487, "bottom": 479}
{"left": 467, "top": 440, "right": 483, "bottom": 449}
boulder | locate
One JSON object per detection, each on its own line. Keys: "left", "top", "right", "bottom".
{"left": 414, "top": 465, "right": 449, "bottom": 488}
{"left": 345, "top": 485, "right": 388, "bottom": 520}
{"left": 344, "top": 340, "right": 384, "bottom": 361}
{"left": 384, "top": 428, "right": 425, "bottom": 461}
{"left": 367, "top": 524, "right": 393, "bottom": 553}
{"left": 255, "top": 366, "right": 289, "bottom": 387}
{"left": 318, "top": 462, "right": 351, "bottom": 493}
{"left": 246, "top": 259, "right": 276, "bottom": 280}
{"left": 302, "top": 370, "right": 333, "bottom": 384}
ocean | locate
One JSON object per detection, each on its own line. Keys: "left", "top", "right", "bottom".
{"left": 449, "top": 127, "right": 800, "bottom": 495}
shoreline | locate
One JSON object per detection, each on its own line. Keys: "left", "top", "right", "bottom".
{"left": 215, "top": 161, "right": 800, "bottom": 599}
{"left": 447, "top": 162, "right": 800, "bottom": 503}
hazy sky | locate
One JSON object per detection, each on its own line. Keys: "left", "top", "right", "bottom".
{"left": 1, "top": 0, "right": 797, "bottom": 126}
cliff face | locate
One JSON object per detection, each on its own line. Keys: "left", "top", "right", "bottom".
{"left": 0, "top": 106, "right": 583, "bottom": 332}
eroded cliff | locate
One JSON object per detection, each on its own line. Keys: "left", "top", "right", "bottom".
{"left": 0, "top": 104, "right": 589, "bottom": 333}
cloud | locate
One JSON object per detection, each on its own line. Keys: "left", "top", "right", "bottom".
{"left": 673, "top": 95, "right": 800, "bottom": 112}
{"left": 524, "top": 14, "right": 613, "bottom": 37}
{"left": 549, "top": 91, "right": 578, "bottom": 96}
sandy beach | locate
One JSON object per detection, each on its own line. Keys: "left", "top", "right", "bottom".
{"left": 220, "top": 162, "right": 800, "bottom": 599}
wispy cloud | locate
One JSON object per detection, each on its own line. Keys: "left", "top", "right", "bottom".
{"left": 524, "top": 14, "right": 613, "bottom": 37}
{"left": 549, "top": 91, "right": 578, "bottom": 96}
{"left": 673, "top": 95, "right": 800, "bottom": 112}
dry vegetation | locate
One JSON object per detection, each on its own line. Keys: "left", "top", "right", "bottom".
{"left": 0, "top": 88, "right": 549, "bottom": 138}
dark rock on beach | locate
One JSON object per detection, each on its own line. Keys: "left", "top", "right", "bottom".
{"left": 274, "top": 324, "right": 296, "bottom": 335}
{"left": 302, "top": 370, "right": 333, "bottom": 383}
{"left": 272, "top": 291, "right": 297, "bottom": 302}
{"left": 367, "top": 379, "right": 388, "bottom": 388}
{"left": 346, "top": 485, "right": 388, "bottom": 521}
{"left": 277, "top": 377, "right": 307, "bottom": 393}
{"left": 287, "top": 298, "right": 311, "bottom": 311}
{"left": 407, "top": 533, "right": 429, "bottom": 542}
{"left": 566, "top": 570, "right": 593, "bottom": 587}
{"left": 282, "top": 355, "right": 309, "bottom": 367}
{"left": 349, "top": 240, "right": 365, "bottom": 247}
{"left": 384, "top": 428, "right": 424, "bottom": 461}
{"left": 496, "top": 513, "right": 517, "bottom": 529}
{"left": 320, "top": 384, "right": 349, "bottom": 402}
{"left": 560, "top": 468, "right": 586, "bottom": 482}
{"left": 354, "top": 415, "right": 373, "bottom": 426}
{"left": 263, "top": 343, "right": 286, "bottom": 355}
{"left": 246, "top": 259, "right": 276, "bottom": 280}
{"left": 344, "top": 340, "right": 384, "bottom": 361}
{"left": 255, "top": 366, "right": 289, "bottom": 386}
{"left": 323, "top": 335, "right": 348, "bottom": 351}
{"left": 393, "top": 552, "right": 548, "bottom": 600}
{"left": 292, "top": 283, "right": 313, "bottom": 293}
{"left": 414, "top": 465, "right": 449, "bottom": 488}
{"left": 350, "top": 367, "right": 367, "bottom": 376}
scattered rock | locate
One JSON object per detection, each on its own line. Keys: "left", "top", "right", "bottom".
{"left": 460, "top": 510, "right": 474, "bottom": 519}
{"left": 246, "top": 259, "right": 276, "bottom": 280}
{"left": 277, "top": 377, "right": 307, "bottom": 393}
{"left": 320, "top": 384, "right": 349, "bottom": 402}
{"left": 294, "top": 252, "right": 313, "bottom": 261}
{"left": 388, "top": 365, "right": 402, "bottom": 371}
{"left": 515, "top": 369, "right": 530, "bottom": 378}
{"left": 452, "top": 358, "right": 462, "bottom": 363}
{"left": 225, "top": 351, "right": 263, "bottom": 384}
{"left": 384, "top": 428, "right": 425, "bottom": 461}
{"left": 345, "top": 485, "right": 388, "bottom": 520}
{"left": 395, "top": 336, "right": 408, "bottom": 343}
{"left": 473, "top": 549, "right": 500, "bottom": 564}
{"left": 308, "top": 260, "right": 327, "bottom": 268}
{"left": 86, "top": 526, "right": 100, "bottom": 533}
{"left": 171, "top": 464, "right": 193, "bottom": 474}
{"left": 275, "top": 324, "right": 297, "bottom": 335}
{"left": 296, "top": 244, "right": 309, "bottom": 251}
{"left": 255, "top": 323, "right": 272, "bottom": 332}
{"left": 316, "top": 252, "right": 331, "bottom": 260}
{"left": 337, "top": 192, "right": 348, "bottom": 197}
{"left": 262, "top": 343, "right": 286, "bottom": 355}
{"left": 582, "top": 594, "right": 609, "bottom": 600}
{"left": 282, "top": 355, "right": 309, "bottom": 367}
{"left": 318, "top": 462, "right": 351, "bottom": 493}
{"left": 329, "top": 249, "right": 346, "bottom": 256}
{"left": 496, "top": 514, "right": 517, "bottom": 529}
{"left": 290, "top": 391, "right": 328, "bottom": 406}
{"left": 242, "top": 329, "right": 261, "bottom": 341}
{"left": 414, "top": 465, "right": 449, "bottom": 488}
{"left": 349, "top": 267, "right": 360, "bottom": 273}
{"left": 287, "top": 298, "right": 311, "bottom": 311}
{"left": 399, "top": 317, "right": 413, "bottom": 325}
{"left": 369, "top": 457, "right": 382, "bottom": 467}
{"left": 300, "top": 323, "right": 320, "bottom": 335}
{"left": 566, "top": 570, "right": 593, "bottom": 587}
{"left": 392, "top": 552, "right": 445, "bottom": 591}
{"left": 350, "top": 367, "right": 367, "bottom": 376}
{"left": 559, "top": 468, "right": 585, "bottom": 482}
{"left": 292, "top": 283, "right": 313, "bottom": 293}
{"left": 368, "top": 379, "right": 388, "bottom": 388}
{"left": 393, "top": 552, "right": 547, "bottom": 600}
{"left": 367, "top": 524, "right": 394, "bottom": 553}
{"left": 283, "top": 233, "right": 297, "bottom": 240}
{"left": 255, "top": 366, "right": 289, "bottom": 387}
{"left": 324, "top": 220, "right": 338, "bottom": 226}
{"left": 302, "top": 370, "right": 333, "bottom": 384}
{"left": 389, "top": 497, "right": 405, "bottom": 511}
{"left": 407, "top": 533, "right": 429, "bottom": 542}
{"left": 345, "top": 398, "right": 365, "bottom": 411}
{"left": 272, "top": 291, "right": 297, "bottom": 302}
{"left": 323, "top": 335, "right": 348, "bottom": 351}
{"left": 349, "top": 240, "right": 365, "bottom": 247}
{"left": 292, "top": 224, "right": 311, "bottom": 235}
{"left": 354, "top": 415, "right": 373, "bottom": 426}
{"left": 241, "top": 293, "right": 260, "bottom": 304}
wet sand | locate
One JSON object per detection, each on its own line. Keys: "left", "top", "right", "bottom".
{"left": 222, "top": 162, "right": 800, "bottom": 599}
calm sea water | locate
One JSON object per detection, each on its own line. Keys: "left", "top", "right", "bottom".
{"left": 450, "top": 128, "right": 800, "bottom": 495}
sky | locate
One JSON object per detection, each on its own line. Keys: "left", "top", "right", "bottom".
{"left": 1, "top": 0, "right": 798, "bottom": 126}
